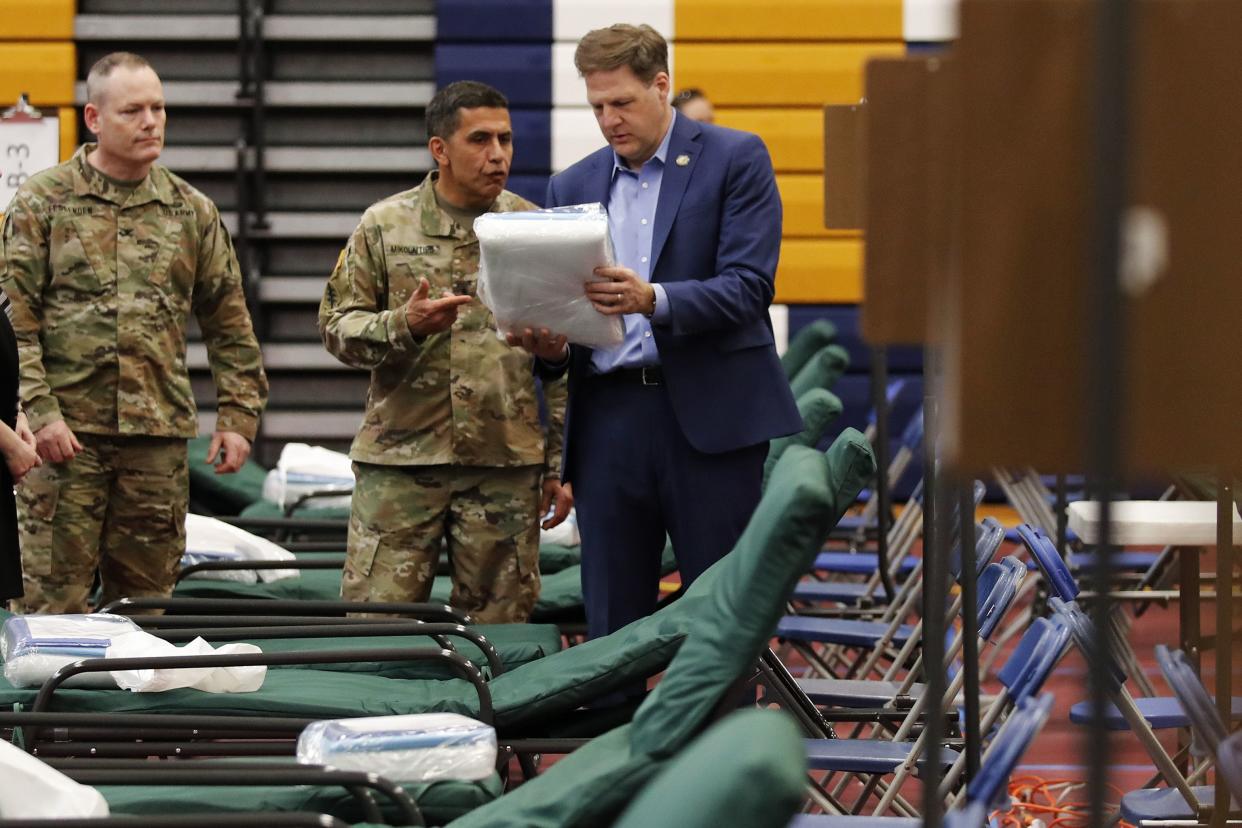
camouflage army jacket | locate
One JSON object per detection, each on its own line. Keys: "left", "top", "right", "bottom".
{"left": 0, "top": 145, "right": 268, "bottom": 440}
{"left": 319, "top": 172, "right": 565, "bottom": 476}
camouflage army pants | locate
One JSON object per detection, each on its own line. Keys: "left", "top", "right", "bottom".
{"left": 342, "top": 463, "right": 542, "bottom": 623}
{"left": 15, "top": 434, "right": 188, "bottom": 614}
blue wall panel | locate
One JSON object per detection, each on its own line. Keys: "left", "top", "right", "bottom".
{"left": 506, "top": 173, "right": 550, "bottom": 206}
{"left": 435, "top": 44, "right": 553, "bottom": 107}
{"left": 436, "top": 0, "right": 552, "bottom": 42}
{"left": 509, "top": 108, "right": 551, "bottom": 174}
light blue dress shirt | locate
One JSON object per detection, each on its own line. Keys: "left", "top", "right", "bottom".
{"left": 589, "top": 112, "right": 677, "bottom": 374}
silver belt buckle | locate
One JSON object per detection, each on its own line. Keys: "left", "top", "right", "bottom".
{"left": 640, "top": 366, "right": 659, "bottom": 386}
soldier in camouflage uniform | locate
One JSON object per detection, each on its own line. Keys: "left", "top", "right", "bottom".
{"left": 320, "top": 81, "right": 570, "bottom": 624}
{"left": 0, "top": 52, "right": 268, "bottom": 613}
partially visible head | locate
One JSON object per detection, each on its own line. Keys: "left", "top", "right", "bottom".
{"left": 673, "top": 87, "right": 714, "bottom": 124}
{"left": 574, "top": 24, "right": 673, "bottom": 167}
{"left": 426, "top": 80, "right": 513, "bottom": 209}
{"left": 83, "top": 52, "right": 165, "bottom": 177}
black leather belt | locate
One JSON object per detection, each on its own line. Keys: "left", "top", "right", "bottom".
{"left": 595, "top": 365, "right": 664, "bottom": 386}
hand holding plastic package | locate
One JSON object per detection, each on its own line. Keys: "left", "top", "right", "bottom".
{"left": 475, "top": 203, "right": 625, "bottom": 348}
{"left": 298, "top": 713, "right": 497, "bottom": 782}
{"left": 0, "top": 740, "right": 109, "bottom": 818}
{"left": 106, "top": 630, "right": 267, "bottom": 693}
{"left": 2, "top": 613, "right": 140, "bottom": 688}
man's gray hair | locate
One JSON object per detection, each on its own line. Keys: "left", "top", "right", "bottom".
{"left": 86, "top": 52, "right": 156, "bottom": 105}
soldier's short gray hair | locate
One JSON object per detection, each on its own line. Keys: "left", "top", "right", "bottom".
{"left": 426, "top": 81, "right": 509, "bottom": 141}
{"left": 86, "top": 52, "right": 156, "bottom": 105}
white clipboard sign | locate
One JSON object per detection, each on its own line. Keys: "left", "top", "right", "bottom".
{"left": 1, "top": 95, "right": 60, "bottom": 212}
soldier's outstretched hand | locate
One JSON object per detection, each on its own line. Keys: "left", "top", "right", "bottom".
{"left": 35, "top": 420, "right": 83, "bottom": 464}
{"left": 405, "top": 277, "right": 472, "bottom": 337}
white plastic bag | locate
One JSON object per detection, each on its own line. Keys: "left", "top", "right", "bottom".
{"left": 297, "top": 713, "right": 497, "bottom": 782}
{"left": 539, "top": 508, "right": 580, "bottom": 547}
{"left": 475, "top": 203, "right": 624, "bottom": 348}
{"left": 261, "top": 443, "right": 354, "bottom": 510}
{"left": 106, "top": 630, "right": 266, "bottom": 693}
{"left": 181, "top": 513, "right": 299, "bottom": 583}
{"left": 1, "top": 614, "right": 140, "bottom": 688}
{"left": 0, "top": 739, "right": 109, "bottom": 817}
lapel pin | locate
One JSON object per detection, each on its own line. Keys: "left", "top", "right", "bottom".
{"left": 675, "top": 154, "right": 691, "bottom": 167}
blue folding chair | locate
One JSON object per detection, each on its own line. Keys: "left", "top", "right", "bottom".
{"left": 798, "top": 562, "right": 1042, "bottom": 817}
{"left": 781, "top": 519, "right": 1008, "bottom": 683}
{"left": 1109, "top": 645, "right": 1238, "bottom": 824}
{"left": 1048, "top": 599, "right": 1215, "bottom": 824}
{"left": 1219, "top": 731, "right": 1242, "bottom": 806}
{"left": 792, "top": 693, "right": 1056, "bottom": 827}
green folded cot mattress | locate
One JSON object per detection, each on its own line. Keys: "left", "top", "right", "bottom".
{"left": 241, "top": 622, "right": 563, "bottom": 680}
{"left": 174, "top": 565, "right": 588, "bottom": 623}
{"left": 101, "top": 771, "right": 503, "bottom": 826}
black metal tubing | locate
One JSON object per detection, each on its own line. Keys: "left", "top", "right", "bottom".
{"left": 134, "top": 615, "right": 414, "bottom": 628}
{"left": 33, "top": 742, "right": 298, "bottom": 759}
{"left": 286, "top": 488, "right": 355, "bottom": 517}
{"left": 100, "top": 596, "right": 472, "bottom": 625}
{"left": 872, "top": 346, "right": 895, "bottom": 602}
{"left": 1214, "top": 476, "right": 1234, "bottom": 826}
{"left": 176, "top": 557, "right": 345, "bottom": 583}
{"left": 1085, "top": 0, "right": 1131, "bottom": 825}
{"left": 919, "top": 385, "right": 946, "bottom": 826}
{"left": 26, "top": 647, "right": 494, "bottom": 747}
{"left": 0, "top": 816, "right": 347, "bottom": 828}
{"left": 0, "top": 709, "right": 311, "bottom": 732}
{"left": 959, "top": 481, "right": 980, "bottom": 784}
{"left": 222, "top": 516, "right": 348, "bottom": 534}
{"left": 50, "top": 763, "right": 423, "bottom": 827}
{"left": 504, "top": 738, "right": 592, "bottom": 756}
{"left": 757, "top": 649, "right": 838, "bottom": 740}
{"left": 139, "top": 621, "right": 507, "bottom": 677}
{"left": 248, "top": 0, "right": 269, "bottom": 230}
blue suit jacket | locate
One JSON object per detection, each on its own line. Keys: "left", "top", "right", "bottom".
{"left": 545, "top": 114, "right": 802, "bottom": 479}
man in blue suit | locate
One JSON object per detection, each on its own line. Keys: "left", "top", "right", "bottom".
{"left": 513, "top": 23, "right": 802, "bottom": 640}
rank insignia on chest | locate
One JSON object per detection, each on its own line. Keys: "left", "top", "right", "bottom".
{"left": 389, "top": 244, "right": 440, "bottom": 256}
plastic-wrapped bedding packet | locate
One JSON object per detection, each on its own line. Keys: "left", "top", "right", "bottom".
{"left": 1, "top": 614, "right": 141, "bottom": 688}
{"left": 181, "top": 513, "right": 299, "bottom": 583}
{"left": 297, "top": 713, "right": 498, "bottom": 783}
{"left": 475, "top": 203, "right": 625, "bottom": 349}
{"left": 261, "top": 442, "right": 354, "bottom": 511}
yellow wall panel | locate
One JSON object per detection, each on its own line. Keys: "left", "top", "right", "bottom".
{"left": 775, "top": 238, "right": 862, "bottom": 304}
{"left": 777, "top": 173, "right": 862, "bottom": 239}
{"left": 715, "top": 108, "right": 824, "bottom": 173}
{"left": 57, "top": 105, "right": 75, "bottom": 160}
{"left": 0, "top": 42, "right": 75, "bottom": 106}
{"left": 674, "top": 43, "right": 905, "bottom": 107}
{"left": 676, "top": 0, "right": 901, "bottom": 41}
{"left": 0, "top": 0, "right": 74, "bottom": 39}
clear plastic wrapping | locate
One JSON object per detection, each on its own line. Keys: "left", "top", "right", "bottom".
{"left": 297, "top": 713, "right": 497, "bottom": 782}
{"left": 475, "top": 203, "right": 624, "bottom": 348}
{"left": 1, "top": 614, "right": 140, "bottom": 688}
{"left": 181, "top": 513, "right": 299, "bottom": 583}
{"left": 260, "top": 442, "right": 355, "bottom": 510}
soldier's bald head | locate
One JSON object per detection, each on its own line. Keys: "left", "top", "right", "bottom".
{"left": 87, "top": 52, "right": 158, "bottom": 105}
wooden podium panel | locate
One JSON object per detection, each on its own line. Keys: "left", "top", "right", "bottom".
{"left": 823, "top": 103, "right": 865, "bottom": 231}
{"left": 860, "top": 55, "right": 957, "bottom": 346}
{"left": 953, "top": 0, "right": 1242, "bottom": 473}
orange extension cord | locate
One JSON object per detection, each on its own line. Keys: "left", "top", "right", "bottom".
{"left": 992, "top": 775, "right": 1135, "bottom": 828}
